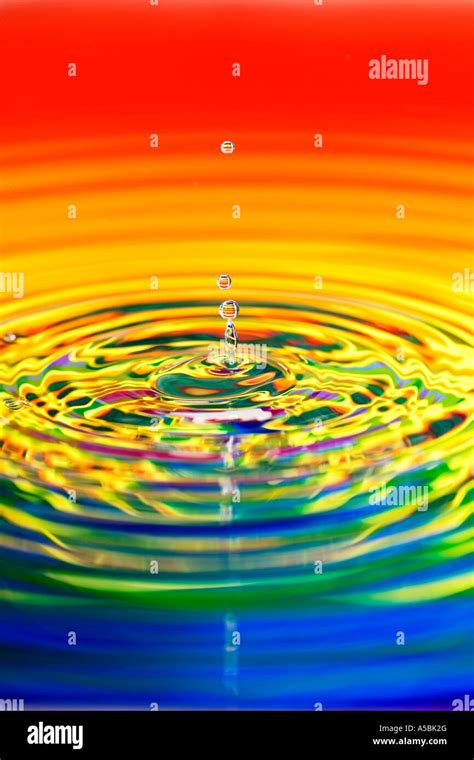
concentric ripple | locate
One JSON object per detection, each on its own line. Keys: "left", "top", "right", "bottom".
{"left": 1, "top": 280, "right": 472, "bottom": 608}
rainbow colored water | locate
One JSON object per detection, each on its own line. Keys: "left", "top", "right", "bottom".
{"left": 1, "top": 267, "right": 473, "bottom": 707}
{"left": 0, "top": 0, "right": 473, "bottom": 710}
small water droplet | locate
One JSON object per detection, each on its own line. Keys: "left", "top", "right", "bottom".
{"left": 219, "top": 300, "right": 239, "bottom": 320}
{"left": 217, "top": 274, "right": 232, "bottom": 290}
{"left": 220, "top": 141, "right": 235, "bottom": 154}
{"left": 3, "top": 333, "right": 17, "bottom": 344}
{"left": 3, "top": 397, "right": 23, "bottom": 410}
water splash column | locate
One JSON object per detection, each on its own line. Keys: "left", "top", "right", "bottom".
{"left": 217, "top": 274, "right": 239, "bottom": 365}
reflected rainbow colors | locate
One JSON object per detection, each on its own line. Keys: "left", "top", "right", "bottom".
{"left": 0, "top": 0, "right": 473, "bottom": 709}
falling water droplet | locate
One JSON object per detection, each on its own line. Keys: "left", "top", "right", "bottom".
{"left": 220, "top": 141, "right": 235, "bottom": 154}
{"left": 217, "top": 274, "right": 232, "bottom": 290}
{"left": 3, "top": 398, "right": 24, "bottom": 411}
{"left": 219, "top": 300, "right": 239, "bottom": 320}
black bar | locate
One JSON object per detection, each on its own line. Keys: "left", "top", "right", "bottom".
{"left": 0, "top": 711, "right": 472, "bottom": 758}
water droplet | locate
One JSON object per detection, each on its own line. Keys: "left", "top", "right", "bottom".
{"left": 220, "top": 141, "right": 235, "bottom": 154}
{"left": 219, "top": 300, "right": 239, "bottom": 320}
{"left": 217, "top": 274, "right": 232, "bottom": 290}
{"left": 3, "top": 398, "right": 23, "bottom": 410}
{"left": 3, "top": 333, "right": 17, "bottom": 344}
